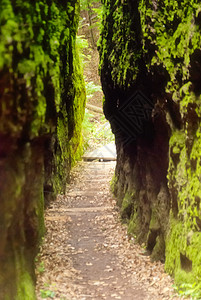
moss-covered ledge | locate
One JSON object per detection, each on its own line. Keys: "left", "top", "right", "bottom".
{"left": 0, "top": 0, "right": 85, "bottom": 299}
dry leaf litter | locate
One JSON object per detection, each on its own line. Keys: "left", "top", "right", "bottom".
{"left": 36, "top": 161, "right": 185, "bottom": 300}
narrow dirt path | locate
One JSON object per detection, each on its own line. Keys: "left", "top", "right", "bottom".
{"left": 36, "top": 161, "right": 182, "bottom": 300}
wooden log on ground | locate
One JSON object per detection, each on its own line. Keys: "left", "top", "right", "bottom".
{"left": 86, "top": 103, "right": 103, "bottom": 114}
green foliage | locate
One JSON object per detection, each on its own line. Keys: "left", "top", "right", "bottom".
{"left": 80, "top": 0, "right": 101, "bottom": 12}
{"left": 94, "top": 121, "right": 114, "bottom": 144}
{"left": 40, "top": 289, "right": 55, "bottom": 299}
{"left": 174, "top": 282, "right": 201, "bottom": 299}
{"left": 76, "top": 35, "right": 91, "bottom": 65}
{"left": 37, "top": 262, "right": 45, "bottom": 274}
{"left": 85, "top": 80, "right": 102, "bottom": 100}
{"left": 82, "top": 109, "right": 94, "bottom": 150}
{"left": 82, "top": 109, "right": 114, "bottom": 152}
{"left": 79, "top": 0, "right": 102, "bottom": 48}
{"left": 92, "top": 6, "right": 103, "bottom": 29}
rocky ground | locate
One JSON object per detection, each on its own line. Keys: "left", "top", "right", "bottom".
{"left": 36, "top": 161, "right": 184, "bottom": 300}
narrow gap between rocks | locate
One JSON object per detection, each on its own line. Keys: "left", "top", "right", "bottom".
{"left": 35, "top": 3, "right": 183, "bottom": 300}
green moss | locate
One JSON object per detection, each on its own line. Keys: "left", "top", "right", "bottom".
{"left": 70, "top": 42, "right": 86, "bottom": 167}
{"left": 165, "top": 218, "right": 186, "bottom": 276}
{"left": 16, "top": 270, "right": 36, "bottom": 300}
{"left": 168, "top": 126, "right": 201, "bottom": 230}
{"left": 127, "top": 202, "right": 141, "bottom": 239}
{"left": 120, "top": 191, "right": 135, "bottom": 219}
{"left": 151, "top": 235, "right": 165, "bottom": 262}
{"left": 187, "top": 233, "right": 201, "bottom": 278}
{"left": 35, "top": 190, "right": 45, "bottom": 242}
{"left": 99, "top": 0, "right": 201, "bottom": 292}
{"left": 166, "top": 221, "right": 201, "bottom": 288}
{"left": 99, "top": 0, "right": 142, "bottom": 88}
{"left": 0, "top": 0, "right": 86, "bottom": 298}
{"left": 110, "top": 173, "right": 118, "bottom": 195}
{"left": 149, "top": 208, "right": 160, "bottom": 231}
{"left": 127, "top": 218, "right": 137, "bottom": 237}
{"left": 53, "top": 37, "right": 85, "bottom": 193}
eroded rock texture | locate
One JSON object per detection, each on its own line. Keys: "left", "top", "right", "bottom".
{"left": 0, "top": 1, "right": 85, "bottom": 299}
{"left": 99, "top": 0, "right": 201, "bottom": 287}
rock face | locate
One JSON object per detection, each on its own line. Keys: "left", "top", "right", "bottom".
{"left": 0, "top": 1, "right": 85, "bottom": 299}
{"left": 99, "top": 0, "right": 201, "bottom": 287}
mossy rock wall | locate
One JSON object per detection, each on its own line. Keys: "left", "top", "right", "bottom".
{"left": 99, "top": 0, "right": 201, "bottom": 287}
{"left": 0, "top": 1, "right": 85, "bottom": 299}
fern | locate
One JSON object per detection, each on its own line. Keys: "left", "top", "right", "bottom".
{"left": 85, "top": 80, "right": 102, "bottom": 100}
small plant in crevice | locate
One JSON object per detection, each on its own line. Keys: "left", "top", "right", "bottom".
{"left": 40, "top": 289, "right": 55, "bottom": 299}
{"left": 35, "top": 252, "right": 46, "bottom": 274}
{"left": 37, "top": 261, "right": 45, "bottom": 273}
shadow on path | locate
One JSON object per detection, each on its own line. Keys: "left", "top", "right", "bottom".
{"left": 36, "top": 161, "right": 181, "bottom": 300}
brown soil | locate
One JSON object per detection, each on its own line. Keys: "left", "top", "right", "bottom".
{"left": 36, "top": 161, "right": 183, "bottom": 300}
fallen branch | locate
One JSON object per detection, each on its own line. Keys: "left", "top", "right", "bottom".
{"left": 86, "top": 103, "right": 103, "bottom": 114}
